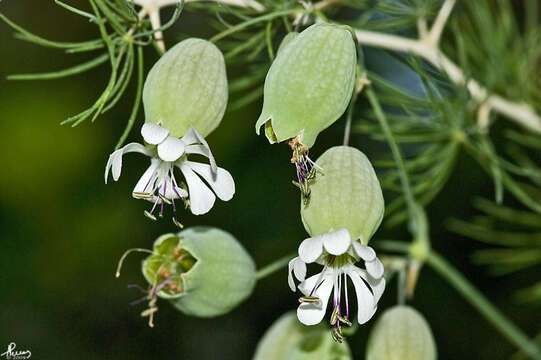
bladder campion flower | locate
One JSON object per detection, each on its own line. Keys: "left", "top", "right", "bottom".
{"left": 255, "top": 23, "right": 357, "bottom": 200}
{"left": 289, "top": 146, "right": 386, "bottom": 342}
{"left": 105, "top": 122, "right": 234, "bottom": 225}
{"left": 143, "top": 38, "right": 229, "bottom": 138}
{"left": 141, "top": 228, "right": 256, "bottom": 318}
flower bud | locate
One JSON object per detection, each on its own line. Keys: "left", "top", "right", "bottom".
{"left": 301, "top": 146, "right": 384, "bottom": 245}
{"left": 366, "top": 306, "right": 437, "bottom": 360}
{"left": 255, "top": 23, "right": 357, "bottom": 148}
{"left": 143, "top": 38, "right": 228, "bottom": 138}
{"left": 254, "top": 312, "right": 352, "bottom": 360}
{"left": 142, "top": 227, "right": 256, "bottom": 317}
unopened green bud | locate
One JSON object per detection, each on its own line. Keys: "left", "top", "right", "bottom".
{"left": 253, "top": 312, "right": 352, "bottom": 360}
{"left": 301, "top": 146, "right": 384, "bottom": 245}
{"left": 366, "top": 306, "right": 437, "bottom": 360}
{"left": 143, "top": 38, "right": 228, "bottom": 138}
{"left": 142, "top": 227, "right": 256, "bottom": 318}
{"left": 255, "top": 23, "right": 357, "bottom": 148}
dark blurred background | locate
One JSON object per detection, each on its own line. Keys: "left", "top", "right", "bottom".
{"left": 0, "top": 1, "right": 539, "bottom": 359}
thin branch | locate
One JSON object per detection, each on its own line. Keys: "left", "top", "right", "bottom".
{"left": 353, "top": 29, "right": 541, "bottom": 134}
{"left": 427, "top": 0, "right": 456, "bottom": 46}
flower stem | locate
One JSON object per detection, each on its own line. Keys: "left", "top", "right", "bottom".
{"left": 376, "top": 240, "right": 541, "bottom": 359}
{"left": 366, "top": 88, "right": 416, "bottom": 213}
{"left": 256, "top": 253, "right": 295, "bottom": 280}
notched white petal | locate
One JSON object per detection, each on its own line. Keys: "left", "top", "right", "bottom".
{"left": 293, "top": 258, "right": 307, "bottom": 282}
{"left": 298, "top": 236, "right": 323, "bottom": 263}
{"left": 132, "top": 160, "right": 161, "bottom": 199}
{"left": 366, "top": 257, "right": 384, "bottom": 279}
{"left": 157, "top": 136, "right": 185, "bottom": 162}
{"left": 179, "top": 163, "right": 216, "bottom": 215}
{"left": 185, "top": 161, "right": 235, "bottom": 201}
{"left": 288, "top": 257, "right": 302, "bottom": 292}
{"left": 105, "top": 149, "right": 123, "bottom": 183}
{"left": 141, "top": 122, "right": 169, "bottom": 144}
{"left": 347, "top": 268, "right": 376, "bottom": 324}
{"left": 182, "top": 126, "right": 217, "bottom": 173}
{"left": 352, "top": 241, "right": 376, "bottom": 262}
{"left": 321, "top": 228, "right": 351, "bottom": 256}
{"left": 104, "top": 142, "right": 152, "bottom": 183}
{"left": 296, "top": 274, "right": 333, "bottom": 326}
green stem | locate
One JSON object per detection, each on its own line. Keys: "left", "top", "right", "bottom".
{"left": 210, "top": 9, "right": 301, "bottom": 43}
{"left": 256, "top": 253, "right": 295, "bottom": 280}
{"left": 366, "top": 87, "right": 416, "bottom": 214}
{"left": 115, "top": 45, "right": 143, "bottom": 149}
{"left": 427, "top": 252, "right": 541, "bottom": 360}
{"left": 7, "top": 53, "right": 109, "bottom": 80}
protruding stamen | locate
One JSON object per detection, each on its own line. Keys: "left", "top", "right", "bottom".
{"left": 337, "top": 314, "right": 352, "bottom": 327}
{"left": 331, "top": 328, "right": 344, "bottom": 343}
{"left": 330, "top": 306, "right": 339, "bottom": 326}
{"left": 157, "top": 267, "right": 171, "bottom": 278}
{"left": 172, "top": 217, "right": 184, "bottom": 229}
{"left": 159, "top": 194, "right": 172, "bottom": 205}
{"left": 299, "top": 295, "right": 320, "bottom": 303}
{"left": 144, "top": 210, "right": 157, "bottom": 221}
{"left": 167, "top": 282, "right": 182, "bottom": 294}
{"left": 133, "top": 191, "right": 153, "bottom": 200}
{"left": 141, "top": 306, "right": 158, "bottom": 317}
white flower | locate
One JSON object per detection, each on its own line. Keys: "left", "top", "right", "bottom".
{"left": 288, "top": 228, "right": 385, "bottom": 340}
{"left": 105, "top": 123, "right": 234, "bottom": 225}
{"left": 133, "top": 0, "right": 264, "bottom": 50}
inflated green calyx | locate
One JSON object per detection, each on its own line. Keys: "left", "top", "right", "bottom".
{"left": 366, "top": 306, "right": 437, "bottom": 360}
{"left": 143, "top": 38, "right": 228, "bottom": 138}
{"left": 142, "top": 227, "right": 256, "bottom": 318}
{"left": 301, "top": 146, "right": 384, "bottom": 245}
{"left": 253, "top": 312, "right": 352, "bottom": 360}
{"left": 255, "top": 23, "right": 357, "bottom": 148}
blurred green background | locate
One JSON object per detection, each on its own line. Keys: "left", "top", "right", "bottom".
{"left": 0, "top": 2, "right": 539, "bottom": 359}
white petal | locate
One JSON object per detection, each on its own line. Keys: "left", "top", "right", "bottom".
{"left": 352, "top": 241, "right": 376, "bottom": 261}
{"left": 105, "top": 149, "right": 123, "bottom": 184}
{"left": 104, "top": 142, "right": 152, "bottom": 183}
{"left": 133, "top": 160, "right": 160, "bottom": 195}
{"left": 182, "top": 126, "right": 217, "bottom": 173}
{"left": 298, "top": 236, "right": 323, "bottom": 263}
{"left": 366, "top": 257, "right": 385, "bottom": 279}
{"left": 350, "top": 265, "right": 386, "bottom": 304}
{"left": 346, "top": 267, "right": 376, "bottom": 324}
{"left": 288, "top": 257, "right": 305, "bottom": 292}
{"left": 157, "top": 136, "right": 185, "bottom": 162}
{"left": 184, "top": 161, "right": 235, "bottom": 201}
{"left": 297, "top": 273, "right": 334, "bottom": 326}
{"left": 321, "top": 228, "right": 351, "bottom": 256}
{"left": 141, "top": 122, "right": 169, "bottom": 144}
{"left": 184, "top": 144, "right": 217, "bottom": 173}
{"left": 293, "top": 258, "right": 307, "bottom": 282}
{"left": 179, "top": 163, "right": 216, "bottom": 215}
